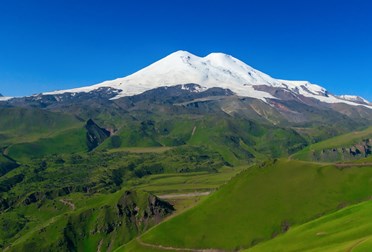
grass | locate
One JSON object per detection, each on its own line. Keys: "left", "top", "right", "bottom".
{"left": 101, "top": 115, "right": 307, "bottom": 165}
{"left": 0, "top": 147, "right": 245, "bottom": 251}
{"left": 117, "top": 238, "right": 166, "bottom": 252}
{"left": 136, "top": 159, "right": 372, "bottom": 251}
{"left": 129, "top": 166, "right": 246, "bottom": 194}
{"left": 4, "top": 165, "right": 241, "bottom": 252}
{"left": 7, "top": 127, "right": 88, "bottom": 161}
{"left": 292, "top": 126, "right": 372, "bottom": 161}
{"left": 349, "top": 155, "right": 372, "bottom": 164}
{"left": 246, "top": 200, "right": 372, "bottom": 252}
{"left": 105, "top": 146, "right": 174, "bottom": 154}
{"left": 6, "top": 188, "right": 166, "bottom": 251}
{"left": 0, "top": 107, "right": 82, "bottom": 147}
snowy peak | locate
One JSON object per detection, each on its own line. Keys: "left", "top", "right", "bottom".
{"left": 337, "top": 95, "right": 370, "bottom": 105}
{"left": 42, "top": 50, "right": 370, "bottom": 109}
{"left": 0, "top": 93, "right": 13, "bottom": 101}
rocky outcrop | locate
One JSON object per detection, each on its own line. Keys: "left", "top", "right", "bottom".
{"left": 117, "top": 190, "right": 174, "bottom": 230}
{"left": 0, "top": 154, "right": 19, "bottom": 177}
{"left": 311, "top": 139, "right": 372, "bottom": 162}
{"left": 12, "top": 190, "right": 174, "bottom": 251}
{"left": 85, "top": 119, "right": 111, "bottom": 151}
{"left": 62, "top": 190, "right": 174, "bottom": 251}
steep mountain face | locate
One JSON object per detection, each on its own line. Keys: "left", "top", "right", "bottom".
{"left": 85, "top": 119, "right": 111, "bottom": 151}
{"left": 0, "top": 155, "right": 19, "bottom": 177}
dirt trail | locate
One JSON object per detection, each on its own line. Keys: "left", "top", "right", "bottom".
{"left": 97, "top": 239, "right": 103, "bottom": 252}
{"left": 191, "top": 126, "right": 197, "bottom": 136}
{"left": 2, "top": 146, "right": 9, "bottom": 156}
{"left": 346, "top": 238, "right": 369, "bottom": 252}
{"left": 158, "top": 192, "right": 211, "bottom": 199}
{"left": 136, "top": 237, "right": 225, "bottom": 252}
{"left": 59, "top": 199, "right": 76, "bottom": 210}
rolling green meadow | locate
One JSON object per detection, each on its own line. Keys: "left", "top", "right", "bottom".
{"left": 0, "top": 103, "right": 371, "bottom": 251}
{"left": 122, "top": 159, "right": 372, "bottom": 251}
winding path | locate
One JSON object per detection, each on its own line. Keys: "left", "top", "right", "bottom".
{"left": 59, "top": 199, "right": 76, "bottom": 210}
{"left": 158, "top": 192, "right": 211, "bottom": 199}
{"left": 346, "top": 238, "right": 369, "bottom": 252}
{"left": 136, "top": 237, "right": 225, "bottom": 252}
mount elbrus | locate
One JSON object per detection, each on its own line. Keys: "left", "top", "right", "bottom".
{"left": 1, "top": 52, "right": 372, "bottom": 252}
{"left": 2, "top": 50, "right": 371, "bottom": 108}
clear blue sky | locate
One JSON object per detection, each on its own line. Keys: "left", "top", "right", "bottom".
{"left": 0, "top": 0, "right": 371, "bottom": 100}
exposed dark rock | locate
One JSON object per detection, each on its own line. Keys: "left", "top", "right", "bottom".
{"left": 311, "top": 138, "right": 372, "bottom": 162}
{"left": 7, "top": 87, "right": 122, "bottom": 108}
{"left": 85, "top": 119, "right": 111, "bottom": 151}
{"left": 61, "top": 190, "right": 174, "bottom": 251}
{"left": 0, "top": 154, "right": 19, "bottom": 176}
{"left": 122, "top": 84, "right": 233, "bottom": 104}
{"left": 0, "top": 174, "right": 24, "bottom": 193}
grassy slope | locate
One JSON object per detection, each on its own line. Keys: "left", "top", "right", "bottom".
{"left": 6, "top": 189, "right": 160, "bottom": 252}
{"left": 292, "top": 126, "right": 372, "bottom": 161}
{"left": 7, "top": 127, "right": 88, "bottom": 161}
{"left": 246, "top": 200, "right": 372, "bottom": 252}
{"left": 2, "top": 107, "right": 371, "bottom": 251}
{"left": 105, "top": 146, "right": 174, "bottom": 154}
{"left": 137, "top": 159, "right": 372, "bottom": 251}
{"left": 0, "top": 148, "right": 244, "bottom": 251}
{"left": 0, "top": 107, "right": 87, "bottom": 161}
{"left": 118, "top": 239, "right": 166, "bottom": 252}
{"left": 102, "top": 115, "right": 307, "bottom": 165}
{"left": 7, "top": 128, "right": 87, "bottom": 160}
{"left": 129, "top": 166, "right": 245, "bottom": 194}
{"left": 0, "top": 107, "right": 82, "bottom": 146}
{"left": 3, "top": 190, "right": 195, "bottom": 251}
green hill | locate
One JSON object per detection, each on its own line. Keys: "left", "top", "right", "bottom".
{"left": 7, "top": 127, "right": 88, "bottom": 162}
{"left": 101, "top": 115, "right": 307, "bottom": 165}
{"left": 126, "top": 159, "right": 372, "bottom": 251}
{"left": 292, "top": 126, "right": 372, "bottom": 162}
{"left": 5, "top": 189, "right": 174, "bottom": 252}
{"left": 0, "top": 107, "right": 87, "bottom": 162}
{"left": 1, "top": 103, "right": 372, "bottom": 251}
{"left": 0, "top": 145, "right": 241, "bottom": 251}
{"left": 0, "top": 107, "right": 83, "bottom": 146}
{"left": 246, "top": 200, "right": 372, "bottom": 252}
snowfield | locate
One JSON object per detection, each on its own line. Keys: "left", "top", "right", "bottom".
{"left": 43, "top": 50, "right": 371, "bottom": 108}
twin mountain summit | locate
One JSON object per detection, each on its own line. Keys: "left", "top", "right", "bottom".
{"left": 2, "top": 50, "right": 371, "bottom": 107}
{"left": 0, "top": 51, "right": 372, "bottom": 251}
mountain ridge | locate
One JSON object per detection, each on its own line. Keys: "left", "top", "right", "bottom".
{"left": 337, "top": 94, "right": 370, "bottom": 105}
{"left": 38, "top": 50, "right": 370, "bottom": 109}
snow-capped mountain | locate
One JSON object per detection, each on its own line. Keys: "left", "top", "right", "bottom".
{"left": 337, "top": 95, "right": 370, "bottom": 105}
{"left": 40, "top": 50, "right": 369, "bottom": 109}
{"left": 0, "top": 93, "right": 13, "bottom": 101}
